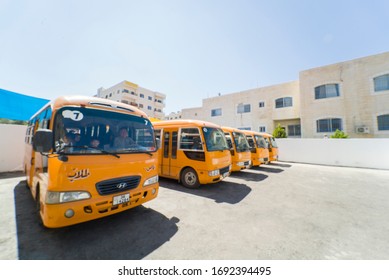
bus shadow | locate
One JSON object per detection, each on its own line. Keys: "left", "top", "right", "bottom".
{"left": 268, "top": 162, "right": 292, "bottom": 168}
{"left": 230, "top": 170, "right": 268, "bottom": 182}
{"left": 159, "top": 178, "right": 251, "bottom": 205}
{"left": 14, "top": 181, "right": 179, "bottom": 260}
{"left": 251, "top": 165, "right": 285, "bottom": 173}
{"left": 0, "top": 171, "right": 24, "bottom": 179}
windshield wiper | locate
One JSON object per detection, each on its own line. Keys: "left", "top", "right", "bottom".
{"left": 84, "top": 146, "right": 121, "bottom": 158}
{"left": 58, "top": 145, "right": 120, "bottom": 158}
{"left": 122, "top": 148, "right": 154, "bottom": 156}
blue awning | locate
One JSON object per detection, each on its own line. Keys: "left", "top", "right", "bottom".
{"left": 0, "top": 88, "right": 49, "bottom": 121}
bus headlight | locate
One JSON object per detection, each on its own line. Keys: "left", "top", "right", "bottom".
{"left": 143, "top": 175, "right": 158, "bottom": 187}
{"left": 46, "top": 191, "right": 91, "bottom": 204}
{"left": 237, "top": 162, "right": 245, "bottom": 167}
{"left": 208, "top": 169, "right": 220, "bottom": 177}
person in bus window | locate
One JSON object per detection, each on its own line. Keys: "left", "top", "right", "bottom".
{"left": 192, "top": 136, "right": 202, "bottom": 150}
{"left": 64, "top": 132, "right": 75, "bottom": 146}
{"left": 114, "top": 127, "right": 135, "bottom": 149}
{"left": 88, "top": 138, "right": 101, "bottom": 153}
{"left": 61, "top": 131, "right": 77, "bottom": 152}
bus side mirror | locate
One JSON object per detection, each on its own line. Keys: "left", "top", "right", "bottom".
{"left": 33, "top": 129, "right": 53, "bottom": 153}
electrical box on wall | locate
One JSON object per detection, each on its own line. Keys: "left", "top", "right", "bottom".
{"left": 355, "top": 126, "right": 370, "bottom": 134}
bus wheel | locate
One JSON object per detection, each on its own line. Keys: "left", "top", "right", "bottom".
{"left": 181, "top": 168, "right": 200, "bottom": 189}
{"left": 35, "top": 186, "right": 44, "bottom": 227}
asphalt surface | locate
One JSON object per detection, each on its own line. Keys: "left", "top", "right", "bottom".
{"left": 1, "top": 162, "right": 389, "bottom": 260}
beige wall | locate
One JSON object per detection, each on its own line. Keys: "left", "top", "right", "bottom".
{"left": 182, "top": 81, "right": 300, "bottom": 134}
{"left": 300, "top": 52, "right": 389, "bottom": 138}
{"left": 182, "top": 52, "right": 389, "bottom": 138}
{"left": 181, "top": 107, "right": 204, "bottom": 120}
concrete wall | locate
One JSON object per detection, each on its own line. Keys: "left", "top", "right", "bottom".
{"left": 0, "top": 124, "right": 27, "bottom": 173}
{"left": 0, "top": 124, "right": 388, "bottom": 173}
{"left": 276, "top": 138, "right": 389, "bottom": 170}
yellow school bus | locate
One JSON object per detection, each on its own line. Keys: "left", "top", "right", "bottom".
{"left": 221, "top": 127, "right": 251, "bottom": 171}
{"left": 24, "top": 96, "right": 159, "bottom": 228}
{"left": 153, "top": 120, "right": 231, "bottom": 188}
{"left": 260, "top": 132, "right": 279, "bottom": 162}
{"left": 243, "top": 130, "right": 270, "bottom": 166}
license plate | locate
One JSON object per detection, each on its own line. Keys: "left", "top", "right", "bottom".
{"left": 113, "top": 193, "right": 130, "bottom": 206}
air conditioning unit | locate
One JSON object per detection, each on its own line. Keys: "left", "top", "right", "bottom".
{"left": 355, "top": 126, "right": 370, "bottom": 134}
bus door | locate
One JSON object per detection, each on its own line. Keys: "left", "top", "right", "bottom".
{"left": 161, "top": 128, "right": 179, "bottom": 178}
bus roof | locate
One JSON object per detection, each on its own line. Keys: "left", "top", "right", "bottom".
{"left": 221, "top": 126, "right": 247, "bottom": 133}
{"left": 258, "top": 132, "right": 273, "bottom": 138}
{"left": 152, "top": 119, "right": 222, "bottom": 128}
{"left": 30, "top": 95, "right": 149, "bottom": 120}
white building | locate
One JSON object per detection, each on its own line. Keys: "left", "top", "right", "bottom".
{"left": 97, "top": 80, "right": 166, "bottom": 119}
{"left": 164, "top": 111, "right": 182, "bottom": 120}
{"left": 182, "top": 51, "right": 389, "bottom": 138}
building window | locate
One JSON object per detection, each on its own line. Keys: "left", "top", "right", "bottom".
{"left": 259, "top": 101, "right": 265, "bottom": 108}
{"left": 211, "top": 108, "right": 222, "bottom": 117}
{"left": 259, "top": 126, "right": 266, "bottom": 132}
{"left": 374, "top": 74, "right": 389, "bottom": 92}
{"left": 377, "top": 114, "right": 389, "bottom": 130}
{"left": 122, "top": 89, "right": 129, "bottom": 93}
{"left": 237, "top": 103, "right": 251, "bottom": 113}
{"left": 140, "top": 93, "right": 144, "bottom": 98}
{"left": 147, "top": 106, "right": 152, "bottom": 110}
{"left": 288, "top": 125, "right": 301, "bottom": 136}
{"left": 315, "top": 84, "right": 340, "bottom": 99}
{"left": 316, "top": 118, "right": 342, "bottom": 133}
{"left": 275, "top": 97, "right": 293, "bottom": 108}
{"left": 148, "top": 96, "right": 152, "bottom": 101}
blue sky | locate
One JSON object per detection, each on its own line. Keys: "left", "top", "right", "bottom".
{"left": 1, "top": 0, "right": 389, "bottom": 114}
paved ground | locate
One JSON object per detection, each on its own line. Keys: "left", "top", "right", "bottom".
{"left": 1, "top": 162, "right": 389, "bottom": 260}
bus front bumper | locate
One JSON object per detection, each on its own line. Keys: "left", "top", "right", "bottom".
{"left": 40, "top": 184, "right": 159, "bottom": 228}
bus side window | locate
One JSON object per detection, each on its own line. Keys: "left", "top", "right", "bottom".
{"left": 172, "top": 131, "right": 178, "bottom": 158}
{"left": 154, "top": 129, "right": 161, "bottom": 149}
{"left": 163, "top": 132, "right": 169, "bottom": 158}
{"left": 180, "top": 128, "right": 203, "bottom": 151}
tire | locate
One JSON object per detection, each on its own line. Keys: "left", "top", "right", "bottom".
{"left": 24, "top": 165, "right": 31, "bottom": 189}
{"left": 35, "top": 186, "right": 44, "bottom": 227}
{"left": 180, "top": 168, "right": 200, "bottom": 189}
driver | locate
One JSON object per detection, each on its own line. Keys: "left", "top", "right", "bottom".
{"left": 114, "top": 127, "right": 135, "bottom": 149}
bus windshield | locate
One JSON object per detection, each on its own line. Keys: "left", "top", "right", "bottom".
{"left": 233, "top": 132, "right": 250, "bottom": 152}
{"left": 54, "top": 107, "right": 156, "bottom": 154}
{"left": 202, "top": 127, "right": 229, "bottom": 152}
{"left": 255, "top": 135, "right": 268, "bottom": 148}
{"left": 269, "top": 137, "right": 278, "bottom": 148}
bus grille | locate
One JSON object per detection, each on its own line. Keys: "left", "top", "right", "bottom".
{"left": 219, "top": 166, "right": 230, "bottom": 175}
{"left": 96, "top": 176, "right": 141, "bottom": 195}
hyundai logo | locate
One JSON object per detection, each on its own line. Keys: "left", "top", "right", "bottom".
{"left": 116, "top": 182, "right": 127, "bottom": 189}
